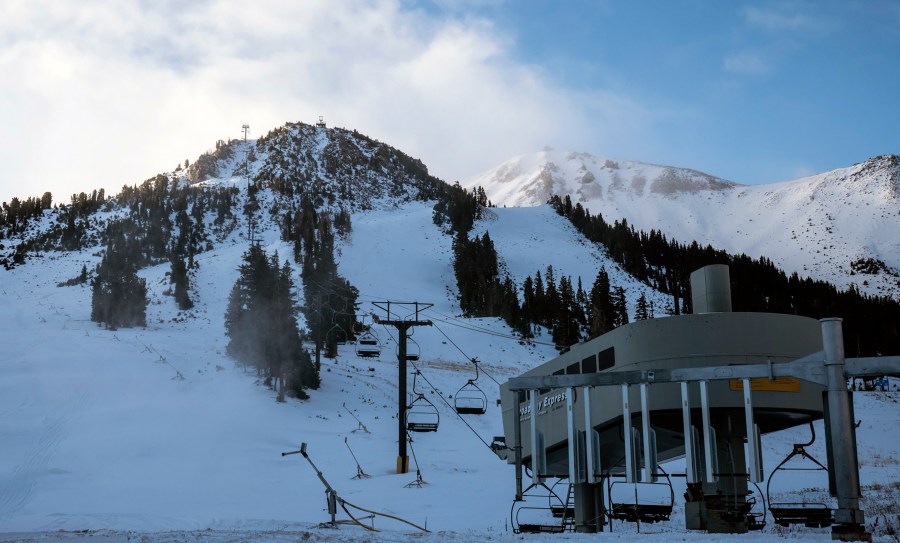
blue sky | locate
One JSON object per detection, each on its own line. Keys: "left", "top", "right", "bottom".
{"left": 459, "top": 0, "right": 900, "bottom": 182}
{"left": 1, "top": 0, "right": 898, "bottom": 204}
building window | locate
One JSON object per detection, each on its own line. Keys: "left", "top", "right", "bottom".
{"left": 598, "top": 347, "right": 615, "bottom": 371}
{"left": 582, "top": 355, "right": 597, "bottom": 373}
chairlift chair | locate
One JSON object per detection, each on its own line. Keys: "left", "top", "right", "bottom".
{"left": 355, "top": 330, "right": 381, "bottom": 358}
{"left": 745, "top": 481, "right": 768, "bottom": 531}
{"left": 766, "top": 422, "right": 834, "bottom": 528}
{"left": 455, "top": 380, "right": 487, "bottom": 415}
{"left": 406, "top": 371, "right": 439, "bottom": 432}
{"left": 606, "top": 479, "right": 675, "bottom": 524}
{"left": 396, "top": 337, "right": 420, "bottom": 362}
{"left": 454, "top": 359, "right": 488, "bottom": 415}
{"left": 548, "top": 478, "right": 576, "bottom": 521}
{"left": 510, "top": 480, "right": 574, "bottom": 534}
{"left": 604, "top": 455, "right": 675, "bottom": 524}
{"left": 326, "top": 323, "right": 347, "bottom": 347}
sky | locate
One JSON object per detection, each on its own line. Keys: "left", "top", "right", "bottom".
{"left": 1, "top": 0, "right": 899, "bottom": 205}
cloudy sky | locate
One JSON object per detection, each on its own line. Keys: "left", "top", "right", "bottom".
{"left": 1, "top": 0, "right": 899, "bottom": 204}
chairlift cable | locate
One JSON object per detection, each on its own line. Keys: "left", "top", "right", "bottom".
{"left": 430, "top": 322, "right": 503, "bottom": 386}
{"left": 407, "top": 360, "right": 493, "bottom": 451}
{"left": 425, "top": 312, "right": 557, "bottom": 347}
{"left": 378, "top": 325, "right": 493, "bottom": 450}
{"left": 306, "top": 275, "right": 548, "bottom": 349}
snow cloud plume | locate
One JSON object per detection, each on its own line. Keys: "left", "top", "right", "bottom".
{"left": 0, "top": 0, "right": 640, "bottom": 203}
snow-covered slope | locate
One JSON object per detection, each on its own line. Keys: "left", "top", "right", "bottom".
{"left": 2, "top": 192, "right": 899, "bottom": 542}
{"left": 465, "top": 150, "right": 900, "bottom": 299}
{"left": 2, "top": 125, "right": 899, "bottom": 542}
{"left": 0, "top": 198, "right": 541, "bottom": 535}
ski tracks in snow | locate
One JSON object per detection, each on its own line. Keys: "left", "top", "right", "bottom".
{"left": 0, "top": 388, "right": 90, "bottom": 527}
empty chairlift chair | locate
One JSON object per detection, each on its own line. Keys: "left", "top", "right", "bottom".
{"left": 397, "top": 337, "right": 420, "bottom": 361}
{"left": 355, "top": 330, "right": 381, "bottom": 358}
{"left": 606, "top": 476, "right": 675, "bottom": 524}
{"left": 326, "top": 323, "right": 347, "bottom": 346}
{"left": 766, "top": 422, "right": 834, "bottom": 528}
{"left": 406, "top": 371, "right": 439, "bottom": 432}
{"left": 454, "top": 359, "right": 487, "bottom": 415}
{"left": 605, "top": 433, "right": 675, "bottom": 525}
{"left": 510, "top": 480, "right": 574, "bottom": 534}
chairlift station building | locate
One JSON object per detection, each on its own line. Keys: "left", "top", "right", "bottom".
{"left": 498, "top": 265, "right": 890, "bottom": 540}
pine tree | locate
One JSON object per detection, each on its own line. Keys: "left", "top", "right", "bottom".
{"left": 225, "top": 245, "right": 318, "bottom": 399}
{"left": 589, "top": 267, "right": 612, "bottom": 337}
{"left": 611, "top": 286, "right": 629, "bottom": 328}
{"left": 635, "top": 292, "right": 649, "bottom": 321}
{"left": 170, "top": 256, "right": 193, "bottom": 310}
{"left": 90, "top": 225, "right": 148, "bottom": 329}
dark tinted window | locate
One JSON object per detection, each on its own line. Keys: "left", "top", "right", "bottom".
{"left": 582, "top": 355, "right": 597, "bottom": 373}
{"left": 566, "top": 362, "right": 580, "bottom": 375}
{"left": 598, "top": 347, "right": 615, "bottom": 371}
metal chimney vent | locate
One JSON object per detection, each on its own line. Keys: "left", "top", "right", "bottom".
{"left": 690, "top": 264, "right": 732, "bottom": 313}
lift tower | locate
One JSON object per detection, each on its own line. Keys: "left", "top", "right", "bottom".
{"left": 373, "top": 301, "right": 432, "bottom": 474}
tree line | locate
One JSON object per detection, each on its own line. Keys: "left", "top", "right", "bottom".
{"left": 438, "top": 185, "right": 643, "bottom": 352}
{"left": 549, "top": 194, "right": 900, "bottom": 356}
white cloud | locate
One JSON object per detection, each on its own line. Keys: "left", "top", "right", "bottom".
{"left": 723, "top": 51, "right": 771, "bottom": 75}
{"left": 0, "top": 0, "right": 653, "bottom": 204}
{"left": 742, "top": 5, "right": 817, "bottom": 31}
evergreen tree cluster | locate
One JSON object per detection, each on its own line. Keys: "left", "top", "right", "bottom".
{"left": 454, "top": 232, "right": 519, "bottom": 322}
{"left": 255, "top": 122, "right": 445, "bottom": 211}
{"left": 432, "top": 182, "right": 484, "bottom": 236}
{"left": 520, "top": 265, "right": 633, "bottom": 350}
{"left": 1, "top": 192, "right": 54, "bottom": 268}
{"left": 225, "top": 244, "right": 319, "bottom": 400}
{"left": 550, "top": 195, "right": 900, "bottom": 356}
{"left": 441, "top": 185, "right": 638, "bottom": 351}
{"left": 0, "top": 192, "right": 53, "bottom": 236}
{"left": 281, "top": 197, "right": 359, "bottom": 363}
{"left": 90, "top": 221, "right": 149, "bottom": 329}
{"left": 4, "top": 175, "right": 238, "bottom": 272}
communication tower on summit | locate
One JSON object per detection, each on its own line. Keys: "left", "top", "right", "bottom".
{"left": 316, "top": 115, "right": 326, "bottom": 128}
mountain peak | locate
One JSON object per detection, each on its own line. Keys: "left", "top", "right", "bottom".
{"left": 464, "top": 149, "right": 737, "bottom": 207}
{"left": 183, "top": 121, "right": 437, "bottom": 210}
{"left": 465, "top": 151, "right": 900, "bottom": 300}
{"left": 850, "top": 154, "right": 900, "bottom": 199}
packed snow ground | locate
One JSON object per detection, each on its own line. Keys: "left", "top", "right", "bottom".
{"left": 1, "top": 200, "right": 899, "bottom": 542}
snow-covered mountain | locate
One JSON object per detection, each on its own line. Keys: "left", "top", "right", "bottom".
{"left": 1, "top": 123, "right": 899, "bottom": 542}
{"left": 464, "top": 150, "right": 900, "bottom": 300}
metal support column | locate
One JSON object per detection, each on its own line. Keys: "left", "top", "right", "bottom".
{"left": 583, "top": 386, "right": 596, "bottom": 484}
{"left": 742, "top": 379, "right": 762, "bottom": 483}
{"left": 397, "top": 325, "right": 408, "bottom": 473}
{"left": 699, "top": 380, "right": 715, "bottom": 483}
{"left": 622, "top": 384, "right": 635, "bottom": 483}
{"left": 372, "top": 301, "right": 432, "bottom": 475}
{"left": 821, "top": 318, "right": 870, "bottom": 542}
{"left": 681, "top": 382, "right": 697, "bottom": 483}
{"left": 514, "top": 391, "right": 524, "bottom": 501}
{"left": 530, "top": 391, "right": 541, "bottom": 484}
{"left": 567, "top": 387, "right": 577, "bottom": 483}
{"left": 640, "top": 383, "right": 654, "bottom": 482}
